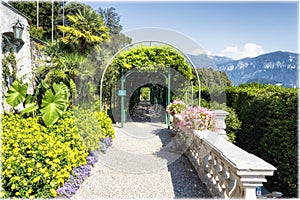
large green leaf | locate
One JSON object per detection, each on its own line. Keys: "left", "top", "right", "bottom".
{"left": 21, "top": 103, "right": 38, "bottom": 114}
{"left": 40, "top": 83, "right": 69, "bottom": 126}
{"left": 41, "top": 80, "right": 50, "bottom": 90}
{"left": 5, "top": 80, "right": 28, "bottom": 108}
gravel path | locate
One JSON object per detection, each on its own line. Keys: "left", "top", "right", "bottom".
{"left": 72, "top": 102, "right": 211, "bottom": 199}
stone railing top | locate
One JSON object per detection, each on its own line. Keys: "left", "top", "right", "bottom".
{"left": 193, "top": 130, "right": 276, "bottom": 175}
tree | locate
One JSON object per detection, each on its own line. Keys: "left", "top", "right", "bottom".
{"left": 57, "top": 8, "right": 110, "bottom": 54}
{"left": 36, "top": 47, "right": 86, "bottom": 90}
{"left": 57, "top": 2, "right": 94, "bottom": 27}
{"left": 98, "top": 7, "right": 122, "bottom": 35}
{"left": 196, "top": 68, "right": 233, "bottom": 88}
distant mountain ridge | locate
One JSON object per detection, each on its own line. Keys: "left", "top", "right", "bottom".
{"left": 189, "top": 51, "right": 298, "bottom": 88}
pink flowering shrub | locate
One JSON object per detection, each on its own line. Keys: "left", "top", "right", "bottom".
{"left": 166, "top": 100, "right": 187, "bottom": 115}
{"left": 179, "top": 106, "right": 215, "bottom": 131}
{"left": 167, "top": 100, "right": 215, "bottom": 132}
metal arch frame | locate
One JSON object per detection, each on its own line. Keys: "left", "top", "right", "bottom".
{"left": 99, "top": 40, "right": 201, "bottom": 111}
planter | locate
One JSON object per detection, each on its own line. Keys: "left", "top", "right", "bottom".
{"left": 170, "top": 113, "right": 182, "bottom": 135}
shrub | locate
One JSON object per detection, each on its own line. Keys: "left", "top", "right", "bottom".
{"left": 73, "top": 107, "right": 115, "bottom": 153}
{"left": 73, "top": 107, "right": 104, "bottom": 153}
{"left": 260, "top": 90, "right": 298, "bottom": 197}
{"left": 225, "top": 84, "right": 298, "bottom": 197}
{"left": 1, "top": 112, "right": 88, "bottom": 198}
{"left": 96, "top": 111, "right": 115, "bottom": 139}
{"left": 210, "top": 102, "right": 241, "bottom": 143}
{"left": 166, "top": 100, "right": 187, "bottom": 115}
{"left": 178, "top": 106, "right": 215, "bottom": 131}
{"left": 224, "top": 106, "right": 241, "bottom": 143}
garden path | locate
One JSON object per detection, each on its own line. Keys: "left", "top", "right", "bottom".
{"left": 72, "top": 102, "right": 211, "bottom": 199}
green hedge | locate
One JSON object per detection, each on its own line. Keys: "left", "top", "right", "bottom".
{"left": 202, "top": 100, "right": 241, "bottom": 143}
{"left": 1, "top": 112, "right": 88, "bottom": 198}
{"left": 73, "top": 107, "right": 115, "bottom": 153}
{"left": 225, "top": 83, "right": 298, "bottom": 197}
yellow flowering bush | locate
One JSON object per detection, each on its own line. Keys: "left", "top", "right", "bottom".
{"left": 96, "top": 111, "right": 115, "bottom": 139}
{"left": 73, "top": 107, "right": 115, "bottom": 152}
{"left": 1, "top": 111, "right": 88, "bottom": 198}
{"left": 73, "top": 107, "right": 104, "bottom": 153}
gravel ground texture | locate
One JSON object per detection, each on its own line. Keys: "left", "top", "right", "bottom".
{"left": 72, "top": 102, "right": 211, "bottom": 199}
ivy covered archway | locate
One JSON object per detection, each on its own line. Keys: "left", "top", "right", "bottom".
{"left": 100, "top": 41, "right": 201, "bottom": 127}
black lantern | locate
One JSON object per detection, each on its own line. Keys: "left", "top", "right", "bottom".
{"left": 12, "top": 19, "right": 24, "bottom": 40}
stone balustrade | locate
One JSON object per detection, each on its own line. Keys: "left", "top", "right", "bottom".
{"left": 174, "top": 110, "right": 276, "bottom": 199}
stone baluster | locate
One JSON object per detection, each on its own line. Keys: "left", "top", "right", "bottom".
{"left": 186, "top": 122, "right": 276, "bottom": 200}
{"left": 213, "top": 110, "right": 229, "bottom": 140}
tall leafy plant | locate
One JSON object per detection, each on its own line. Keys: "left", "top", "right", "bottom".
{"left": 40, "top": 83, "right": 69, "bottom": 126}
{"left": 57, "top": 7, "right": 110, "bottom": 54}
{"left": 5, "top": 80, "right": 70, "bottom": 127}
{"left": 5, "top": 80, "right": 28, "bottom": 108}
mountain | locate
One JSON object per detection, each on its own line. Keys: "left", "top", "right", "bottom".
{"left": 212, "top": 56, "right": 234, "bottom": 65}
{"left": 188, "top": 54, "right": 234, "bottom": 68}
{"left": 189, "top": 51, "right": 298, "bottom": 88}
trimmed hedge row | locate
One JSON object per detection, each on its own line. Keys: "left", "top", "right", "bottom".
{"left": 225, "top": 84, "right": 298, "bottom": 197}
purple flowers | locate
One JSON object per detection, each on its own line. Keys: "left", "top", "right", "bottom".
{"left": 56, "top": 136, "right": 112, "bottom": 198}
{"left": 100, "top": 137, "right": 112, "bottom": 154}
{"left": 56, "top": 159, "right": 93, "bottom": 198}
{"left": 86, "top": 155, "right": 98, "bottom": 166}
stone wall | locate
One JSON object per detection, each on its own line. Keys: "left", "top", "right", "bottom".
{"left": 0, "top": 1, "right": 33, "bottom": 112}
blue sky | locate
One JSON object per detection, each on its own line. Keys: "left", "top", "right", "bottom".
{"left": 80, "top": 0, "right": 298, "bottom": 59}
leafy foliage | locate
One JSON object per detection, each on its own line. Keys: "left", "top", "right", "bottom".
{"left": 40, "top": 83, "right": 70, "bottom": 126}
{"left": 73, "top": 107, "right": 115, "bottom": 153}
{"left": 73, "top": 107, "right": 103, "bottom": 153}
{"left": 21, "top": 103, "right": 38, "bottom": 115}
{"left": 29, "top": 26, "right": 46, "bottom": 40}
{"left": 196, "top": 68, "right": 233, "bottom": 88}
{"left": 60, "top": 1, "right": 94, "bottom": 21}
{"left": 1, "top": 112, "right": 88, "bottom": 198}
{"left": 112, "top": 45, "right": 193, "bottom": 81}
{"left": 5, "top": 80, "right": 70, "bottom": 127}
{"left": 96, "top": 111, "right": 115, "bottom": 139}
{"left": 225, "top": 84, "right": 298, "bottom": 197}
{"left": 5, "top": 80, "right": 28, "bottom": 108}
{"left": 2, "top": 48, "right": 17, "bottom": 88}
{"left": 107, "top": 45, "right": 194, "bottom": 112}
{"left": 98, "top": 7, "right": 122, "bottom": 35}
{"left": 140, "top": 87, "right": 150, "bottom": 101}
{"left": 57, "top": 8, "right": 110, "bottom": 54}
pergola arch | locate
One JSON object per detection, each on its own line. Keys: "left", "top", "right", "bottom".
{"left": 99, "top": 40, "right": 201, "bottom": 112}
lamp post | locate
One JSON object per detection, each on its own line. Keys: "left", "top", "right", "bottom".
{"left": 12, "top": 20, "right": 24, "bottom": 40}
{"left": 2, "top": 20, "right": 25, "bottom": 52}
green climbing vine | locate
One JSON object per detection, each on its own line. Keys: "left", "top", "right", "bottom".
{"left": 111, "top": 45, "right": 193, "bottom": 81}
{"left": 2, "top": 47, "right": 17, "bottom": 89}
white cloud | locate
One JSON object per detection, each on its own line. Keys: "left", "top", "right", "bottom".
{"left": 189, "top": 48, "right": 208, "bottom": 56}
{"left": 243, "top": 43, "right": 264, "bottom": 57}
{"left": 219, "top": 43, "right": 264, "bottom": 60}
{"left": 206, "top": 51, "right": 212, "bottom": 56}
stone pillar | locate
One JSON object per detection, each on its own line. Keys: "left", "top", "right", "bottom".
{"left": 238, "top": 173, "right": 267, "bottom": 200}
{"left": 213, "top": 110, "right": 229, "bottom": 140}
